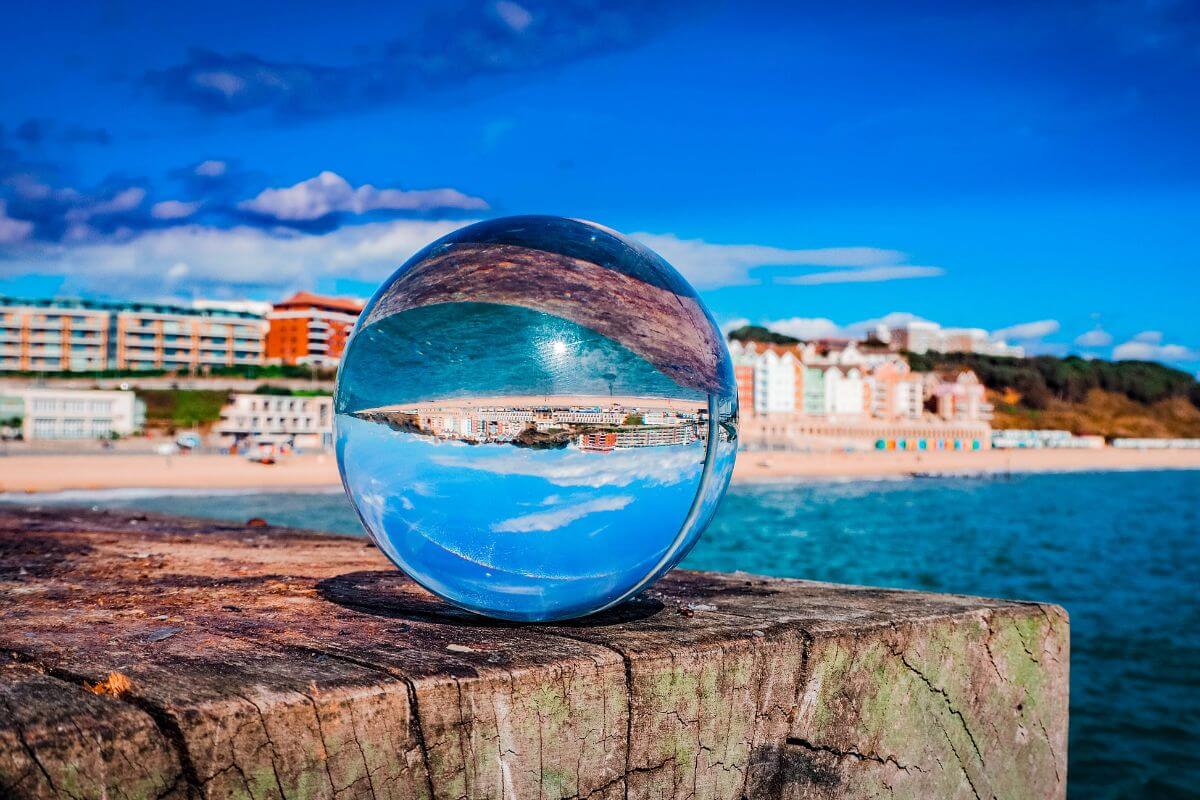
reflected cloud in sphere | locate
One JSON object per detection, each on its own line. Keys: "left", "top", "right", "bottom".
{"left": 335, "top": 215, "right": 738, "bottom": 621}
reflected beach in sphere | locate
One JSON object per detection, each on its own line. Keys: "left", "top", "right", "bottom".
{"left": 335, "top": 216, "right": 738, "bottom": 621}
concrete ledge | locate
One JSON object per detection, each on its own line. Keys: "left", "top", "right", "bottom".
{"left": 0, "top": 507, "right": 1068, "bottom": 799}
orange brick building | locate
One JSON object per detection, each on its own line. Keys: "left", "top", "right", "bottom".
{"left": 265, "top": 292, "right": 364, "bottom": 367}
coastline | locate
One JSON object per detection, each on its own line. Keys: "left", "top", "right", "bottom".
{"left": 2, "top": 447, "right": 1200, "bottom": 495}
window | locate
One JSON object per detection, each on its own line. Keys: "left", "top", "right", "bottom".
{"left": 63, "top": 418, "right": 86, "bottom": 437}
{"left": 90, "top": 419, "right": 112, "bottom": 437}
{"left": 89, "top": 400, "right": 112, "bottom": 413}
{"left": 33, "top": 418, "right": 57, "bottom": 437}
{"left": 32, "top": 398, "right": 56, "bottom": 412}
{"left": 64, "top": 400, "right": 86, "bottom": 413}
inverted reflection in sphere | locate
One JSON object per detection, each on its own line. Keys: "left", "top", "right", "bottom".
{"left": 335, "top": 216, "right": 738, "bottom": 621}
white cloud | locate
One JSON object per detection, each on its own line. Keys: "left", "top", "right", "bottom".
{"left": 5, "top": 214, "right": 946, "bottom": 301}
{"left": 630, "top": 232, "right": 905, "bottom": 289}
{"left": 1074, "top": 327, "right": 1113, "bottom": 347}
{"left": 852, "top": 311, "right": 926, "bottom": 327}
{"left": 776, "top": 265, "right": 945, "bottom": 285}
{"left": 1112, "top": 331, "right": 1198, "bottom": 362}
{"left": 720, "top": 317, "right": 750, "bottom": 334}
{"left": 238, "top": 171, "right": 488, "bottom": 221}
{"left": 194, "top": 160, "right": 228, "bottom": 177}
{"left": 763, "top": 316, "right": 842, "bottom": 340}
{"left": 750, "top": 311, "right": 933, "bottom": 341}
{"left": 15, "top": 217, "right": 468, "bottom": 295}
{"left": 991, "top": 319, "right": 1060, "bottom": 340}
{"left": 150, "top": 200, "right": 202, "bottom": 220}
{"left": 842, "top": 311, "right": 931, "bottom": 338}
{"left": 494, "top": 1, "right": 533, "bottom": 31}
{"left": 0, "top": 201, "right": 33, "bottom": 244}
{"left": 165, "top": 262, "right": 189, "bottom": 283}
{"left": 491, "top": 495, "right": 633, "bottom": 533}
{"left": 64, "top": 187, "right": 146, "bottom": 222}
{"left": 194, "top": 71, "right": 246, "bottom": 99}
{"left": 431, "top": 446, "right": 703, "bottom": 489}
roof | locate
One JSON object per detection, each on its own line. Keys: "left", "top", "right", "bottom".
{"left": 0, "top": 295, "right": 264, "bottom": 320}
{"left": 273, "top": 291, "right": 365, "bottom": 314}
{"left": 932, "top": 368, "right": 981, "bottom": 383}
{"left": 732, "top": 340, "right": 802, "bottom": 357}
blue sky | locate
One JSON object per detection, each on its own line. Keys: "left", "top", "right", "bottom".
{"left": 1, "top": 1, "right": 1197, "bottom": 371}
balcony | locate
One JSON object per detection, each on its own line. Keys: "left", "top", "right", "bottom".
{"left": 26, "top": 331, "right": 66, "bottom": 342}
{"left": 67, "top": 321, "right": 107, "bottom": 332}
{"left": 122, "top": 324, "right": 159, "bottom": 335}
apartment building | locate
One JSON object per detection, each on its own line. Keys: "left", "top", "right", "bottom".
{"left": 927, "top": 370, "right": 993, "bottom": 422}
{"left": 112, "top": 302, "right": 266, "bottom": 371}
{"left": 940, "top": 327, "right": 990, "bottom": 353}
{"left": 0, "top": 296, "right": 267, "bottom": 373}
{"left": 265, "top": 292, "right": 364, "bottom": 367}
{"left": 728, "top": 341, "right": 804, "bottom": 415}
{"left": 893, "top": 321, "right": 943, "bottom": 354}
{"left": 866, "top": 361, "right": 925, "bottom": 420}
{"left": 0, "top": 298, "right": 111, "bottom": 372}
{"left": 213, "top": 393, "right": 334, "bottom": 451}
{"left": 885, "top": 320, "right": 1025, "bottom": 358}
{"left": 0, "top": 387, "right": 144, "bottom": 440}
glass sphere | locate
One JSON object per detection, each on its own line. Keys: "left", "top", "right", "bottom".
{"left": 335, "top": 215, "right": 738, "bottom": 621}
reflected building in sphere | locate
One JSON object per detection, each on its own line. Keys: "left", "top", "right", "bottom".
{"left": 335, "top": 216, "right": 738, "bottom": 621}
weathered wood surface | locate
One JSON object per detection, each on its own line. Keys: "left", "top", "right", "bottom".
{"left": 0, "top": 506, "right": 1068, "bottom": 800}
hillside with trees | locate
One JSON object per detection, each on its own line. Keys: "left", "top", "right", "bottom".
{"left": 727, "top": 325, "right": 800, "bottom": 346}
{"left": 904, "top": 352, "right": 1200, "bottom": 438}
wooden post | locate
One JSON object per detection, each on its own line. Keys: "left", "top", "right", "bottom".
{"left": 0, "top": 507, "right": 1067, "bottom": 799}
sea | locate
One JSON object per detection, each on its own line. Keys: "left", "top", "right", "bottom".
{"left": 12, "top": 469, "right": 1199, "bottom": 799}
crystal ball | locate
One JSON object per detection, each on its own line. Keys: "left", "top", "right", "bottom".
{"left": 335, "top": 215, "right": 738, "bottom": 621}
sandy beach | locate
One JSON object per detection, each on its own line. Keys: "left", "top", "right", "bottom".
{"left": 2, "top": 447, "right": 1199, "bottom": 495}
{"left": 731, "top": 447, "right": 1200, "bottom": 481}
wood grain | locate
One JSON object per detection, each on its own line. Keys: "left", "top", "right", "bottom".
{"left": 0, "top": 507, "right": 1068, "bottom": 799}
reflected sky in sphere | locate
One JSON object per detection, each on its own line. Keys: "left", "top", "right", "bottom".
{"left": 335, "top": 215, "right": 738, "bottom": 621}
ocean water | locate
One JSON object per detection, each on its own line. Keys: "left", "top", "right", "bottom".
{"left": 14, "top": 469, "right": 1199, "bottom": 799}
{"left": 336, "top": 302, "right": 704, "bottom": 410}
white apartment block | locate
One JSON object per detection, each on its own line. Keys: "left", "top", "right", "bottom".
{"left": 214, "top": 393, "right": 334, "bottom": 451}
{"left": 1, "top": 388, "right": 144, "bottom": 440}
{"left": 940, "top": 327, "right": 989, "bottom": 353}
{"left": 888, "top": 320, "right": 1025, "bottom": 358}
{"left": 896, "top": 321, "right": 943, "bottom": 354}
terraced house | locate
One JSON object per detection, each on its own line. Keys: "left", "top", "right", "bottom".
{"left": 729, "top": 337, "right": 993, "bottom": 451}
